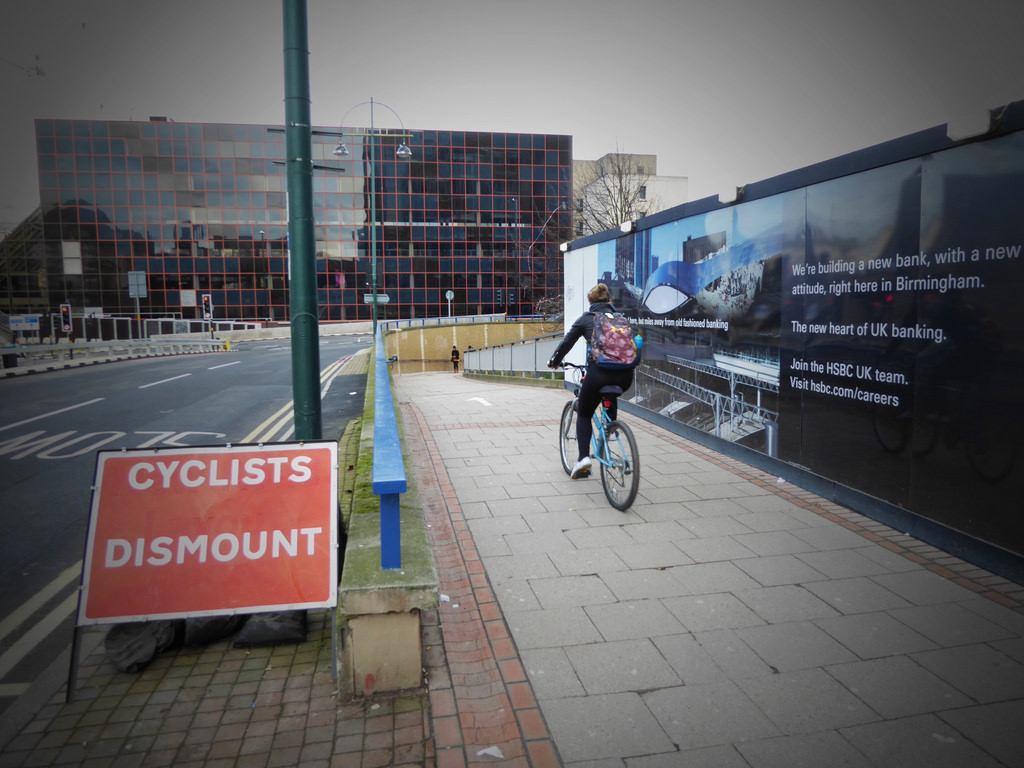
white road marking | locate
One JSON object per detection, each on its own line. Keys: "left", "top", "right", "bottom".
{"left": 208, "top": 361, "right": 242, "bottom": 370}
{"left": 0, "top": 563, "right": 80, "bottom": 645}
{"left": 0, "top": 398, "right": 105, "bottom": 433}
{"left": 0, "top": 593, "right": 79, "bottom": 679}
{"left": 139, "top": 373, "right": 192, "bottom": 389}
{"left": 468, "top": 397, "right": 492, "bottom": 406}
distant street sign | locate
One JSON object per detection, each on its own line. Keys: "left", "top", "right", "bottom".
{"left": 363, "top": 294, "right": 391, "bottom": 304}
{"left": 9, "top": 314, "right": 41, "bottom": 331}
{"left": 127, "top": 271, "right": 147, "bottom": 299}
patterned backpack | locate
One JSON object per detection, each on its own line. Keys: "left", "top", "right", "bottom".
{"left": 589, "top": 312, "right": 640, "bottom": 369}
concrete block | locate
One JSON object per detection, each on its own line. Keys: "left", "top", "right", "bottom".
{"left": 338, "top": 611, "right": 423, "bottom": 698}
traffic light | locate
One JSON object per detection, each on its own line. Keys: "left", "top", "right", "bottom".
{"left": 508, "top": 290, "right": 517, "bottom": 305}
{"left": 201, "top": 294, "right": 213, "bottom": 320}
{"left": 60, "top": 303, "right": 72, "bottom": 332}
{"left": 496, "top": 289, "right": 503, "bottom": 305}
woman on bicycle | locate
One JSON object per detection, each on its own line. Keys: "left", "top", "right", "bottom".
{"left": 547, "top": 283, "right": 635, "bottom": 479}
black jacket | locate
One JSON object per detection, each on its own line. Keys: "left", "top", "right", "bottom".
{"left": 548, "top": 301, "right": 617, "bottom": 367}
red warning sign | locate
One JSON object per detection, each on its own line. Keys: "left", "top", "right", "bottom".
{"left": 79, "top": 442, "right": 338, "bottom": 624}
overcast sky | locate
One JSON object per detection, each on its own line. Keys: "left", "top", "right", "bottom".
{"left": 2, "top": 0, "right": 1021, "bottom": 232}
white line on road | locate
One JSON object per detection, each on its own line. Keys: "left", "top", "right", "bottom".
{"left": 0, "top": 563, "right": 81, "bottom": 646}
{"left": 0, "top": 592, "right": 79, "bottom": 679}
{"left": 0, "top": 398, "right": 105, "bottom": 434}
{"left": 138, "top": 373, "right": 192, "bottom": 389}
{"left": 208, "top": 361, "right": 242, "bottom": 370}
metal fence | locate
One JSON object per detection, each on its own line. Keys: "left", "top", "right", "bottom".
{"left": 462, "top": 332, "right": 563, "bottom": 376}
{"left": 1, "top": 338, "right": 227, "bottom": 372}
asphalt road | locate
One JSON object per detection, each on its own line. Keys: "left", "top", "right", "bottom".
{"left": 0, "top": 334, "right": 370, "bottom": 724}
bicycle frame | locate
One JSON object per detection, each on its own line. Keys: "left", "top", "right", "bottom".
{"left": 558, "top": 362, "right": 640, "bottom": 510}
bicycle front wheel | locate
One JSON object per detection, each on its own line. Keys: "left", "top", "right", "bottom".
{"left": 559, "top": 399, "right": 578, "bottom": 475}
{"left": 600, "top": 420, "right": 640, "bottom": 510}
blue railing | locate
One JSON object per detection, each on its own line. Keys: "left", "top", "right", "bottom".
{"left": 372, "top": 327, "right": 407, "bottom": 569}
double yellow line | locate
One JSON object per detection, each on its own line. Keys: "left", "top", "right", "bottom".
{"left": 241, "top": 355, "right": 351, "bottom": 444}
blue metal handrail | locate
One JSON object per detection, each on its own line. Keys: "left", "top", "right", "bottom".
{"left": 372, "top": 326, "right": 407, "bottom": 569}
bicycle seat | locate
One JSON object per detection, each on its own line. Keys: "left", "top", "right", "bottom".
{"left": 599, "top": 385, "right": 624, "bottom": 396}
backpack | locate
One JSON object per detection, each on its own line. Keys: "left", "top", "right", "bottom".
{"left": 589, "top": 312, "right": 640, "bottom": 369}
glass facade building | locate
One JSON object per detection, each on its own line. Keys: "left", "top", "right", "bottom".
{"left": 15, "top": 118, "right": 572, "bottom": 323}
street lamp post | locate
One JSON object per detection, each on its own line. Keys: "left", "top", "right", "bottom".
{"left": 331, "top": 98, "right": 412, "bottom": 335}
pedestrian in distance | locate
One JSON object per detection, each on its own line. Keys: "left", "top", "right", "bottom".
{"left": 451, "top": 345, "right": 460, "bottom": 373}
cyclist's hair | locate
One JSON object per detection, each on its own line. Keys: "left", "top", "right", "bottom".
{"left": 587, "top": 283, "right": 610, "bottom": 303}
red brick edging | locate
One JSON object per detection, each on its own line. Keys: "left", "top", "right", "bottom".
{"left": 404, "top": 403, "right": 562, "bottom": 768}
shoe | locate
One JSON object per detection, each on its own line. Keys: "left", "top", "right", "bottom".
{"left": 571, "top": 456, "right": 592, "bottom": 479}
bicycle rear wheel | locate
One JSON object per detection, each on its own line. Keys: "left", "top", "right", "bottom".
{"left": 600, "top": 420, "right": 640, "bottom": 510}
{"left": 559, "top": 399, "right": 578, "bottom": 475}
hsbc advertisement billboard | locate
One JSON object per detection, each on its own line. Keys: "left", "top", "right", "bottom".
{"left": 79, "top": 442, "right": 338, "bottom": 625}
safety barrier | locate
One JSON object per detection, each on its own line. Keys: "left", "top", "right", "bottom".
{"left": 1, "top": 338, "right": 227, "bottom": 373}
{"left": 462, "top": 331, "right": 563, "bottom": 376}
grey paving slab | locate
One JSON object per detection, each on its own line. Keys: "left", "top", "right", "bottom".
{"left": 651, "top": 633, "right": 730, "bottom": 686}
{"left": 675, "top": 535, "right": 757, "bottom": 564}
{"left": 505, "top": 607, "right": 603, "bottom": 649}
{"left": 803, "top": 575, "right": 915, "bottom": 614}
{"left": 565, "top": 639, "right": 681, "bottom": 694}
{"left": 735, "top": 584, "right": 841, "bottom": 623}
{"left": 871, "top": 568, "right": 981, "bottom": 605}
{"left": 529, "top": 574, "right": 617, "bottom": 610}
{"left": 735, "top": 553, "right": 828, "bottom": 586}
{"left": 483, "top": 551, "right": 559, "bottom": 582}
{"left": 548, "top": 546, "right": 629, "bottom": 577}
{"left": 585, "top": 598, "right": 686, "bottom": 641}
{"left": 492, "top": 578, "right": 544, "bottom": 612}
{"left": 912, "top": 644, "right": 1024, "bottom": 703}
{"left": 694, "top": 628, "right": 777, "bottom": 679}
{"left": 602, "top": 567, "right": 695, "bottom": 600}
{"left": 736, "top": 667, "right": 879, "bottom": 733}
{"left": 733, "top": 509, "right": 811, "bottom": 533}
{"left": 938, "top": 700, "right": 1024, "bottom": 768}
{"left": 520, "top": 647, "right": 586, "bottom": 699}
{"left": 890, "top": 602, "right": 1017, "bottom": 646}
{"left": 622, "top": 519, "right": 694, "bottom": 545}
{"left": 813, "top": 611, "right": 939, "bottom": 659}
{"left": 826, "top": 656, "right": 973, "bottom": 717}
{"left": 737, "top": 621, "right": 858, "bottom": 671}
{"left": 733, "top": 530, "right": 819, "bottom": 557}
{"left": 614, "top": 540, "right": 695, "bottom": 569}
{"left": 670, "top": 560, "right": 763, "bottom": 594}
{"left": 736, "top": 731, "right": 875, "bottom": 768}
{"left": 841, "top": 714, "right": 1005, "bottom": 767}
{"left": 662, "top": 592, "right": 766, "bottom": 633}
{"left": 795, "top": 548, "right": 899, "bottom": 579}
{"left": 540, "top": 692, "right": 675, "bottom": 763}
{"left": 793, "top": 523, "right": 878, "bottom": 551}
{"left": 643, "top": 682, "right": 779, "bottom": 750}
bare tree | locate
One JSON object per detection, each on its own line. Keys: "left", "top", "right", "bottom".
{"left": 573, "top": 150, "right": 659, "bottom": 237}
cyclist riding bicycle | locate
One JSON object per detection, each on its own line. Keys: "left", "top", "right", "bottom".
{"left": 547, "top": 283, "right": 635, "bottom": 479}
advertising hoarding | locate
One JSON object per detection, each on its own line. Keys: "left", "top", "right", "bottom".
{"left": 569, "top": 129, "right": 1024, "bottom": 561}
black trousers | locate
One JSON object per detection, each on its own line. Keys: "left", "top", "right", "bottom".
{"left": 576, "top": 366, "right": 634, "bottom": 461}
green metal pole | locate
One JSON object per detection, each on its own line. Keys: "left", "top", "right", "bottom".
{"left": 282, "top": 0, "right": 322, "bottom": 440}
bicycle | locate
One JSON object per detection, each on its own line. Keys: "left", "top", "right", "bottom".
{"left": 558, "top": 362, "right": 640, "bottom": 511}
